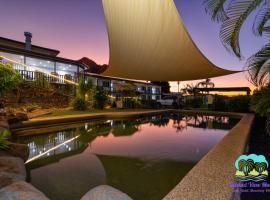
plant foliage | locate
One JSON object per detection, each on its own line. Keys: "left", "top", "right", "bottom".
{"left": 204, "top": 0, "right": 270, "bottom": 86}
{"left": 0, "top": 63, "right": 21, "bottom": 97}
{"left": 77, "top": 77, "right": 94, "bottom": 100}
{"left": 94, "top": 87, "right": 109, "bottom": 109}
{"left": 71, "top": 97, "right": 87, "bottom": 111}
{"left": 0, "top": 129, "right": 11, "bottom": 150}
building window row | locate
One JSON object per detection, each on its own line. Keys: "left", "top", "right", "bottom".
{"left": 0, "top": 51, "right": 80, "bottom": 77}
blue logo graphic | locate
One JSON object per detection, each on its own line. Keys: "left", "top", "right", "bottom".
{"left": 235, "top": 154, "right": 268, "bottom": 182}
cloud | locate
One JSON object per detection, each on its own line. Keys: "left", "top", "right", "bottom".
{"left": 235, "top": 154, "right": 268, "bottom": 170}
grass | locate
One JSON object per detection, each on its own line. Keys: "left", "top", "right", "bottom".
{"left": 42, "top": 108, "right": 155, "bottom": 117}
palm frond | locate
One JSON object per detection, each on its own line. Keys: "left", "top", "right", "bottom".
{"left": 220, "top": 0, "right": 264, "bottom": 58}
{"left": 253, "top": 2, "right": 270, "bottom": 36}
{"left": 203, "top": 0, "right": 229, "bottom": 22}
{"left": 246, "top": 42, "right": 270, "bottom": 86}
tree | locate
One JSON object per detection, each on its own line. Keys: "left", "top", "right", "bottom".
{"left": 151, "top": 81, "right": 170, "bottom": 93}
{"left": 77, "top": 77, "right": 94, "bottom": 100}
{"left": 238, "top": 159, "right": 255, "bottom": 176}
{"left": 196, "top": 78, "right": 215, "bottom": 89}
{"left": 204, "top": 0, "right": 270, "bottom": 134}
{"left": 0, "top": 63, "right": 21, "bottom": 108}
{"left": 94, "top": 87, "right": 109, "bottom": 109}
{"left": 250, "top": 84, "right": 270, "bottom": 133}
{"left": 203, "top": 0, "right": 270, "bottom": 86}
{"left": 254, "top": 162, "right": 267, "bottom": 174}
{"left": 181, "top": 83, "right": 200, "bottom": 95}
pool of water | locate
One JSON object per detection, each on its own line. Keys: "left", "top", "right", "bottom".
{"left": 15, "top": 113, "right": 239, "bottom": 200}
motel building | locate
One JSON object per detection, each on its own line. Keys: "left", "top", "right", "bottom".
{"left": 0, "top": 32, "right": 161, "bottom": 101}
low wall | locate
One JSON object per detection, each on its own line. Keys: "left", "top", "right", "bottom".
{"left": 10, "top": 109, "right": 173, "bottom": 131}
{"left": 162, "top": 113, "right": 254, "bottom": 200}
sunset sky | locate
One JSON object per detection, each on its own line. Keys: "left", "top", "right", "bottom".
{"left": 1, "top": 0, "right": 268, "bottom": 93}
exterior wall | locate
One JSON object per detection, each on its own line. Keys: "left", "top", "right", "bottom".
{"left": 1, "top": 51, "right": 161, "bottom": 101}
{"left": 87, "top": 75, "right": 161, "bottom": 101}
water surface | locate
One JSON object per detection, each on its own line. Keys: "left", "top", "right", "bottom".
{"left": 16, "top": 113, "right": 239, "bottom": 200}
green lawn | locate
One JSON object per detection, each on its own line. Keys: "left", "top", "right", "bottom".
{"left": 42, "top": 108, "right": 155, "bottom": 117}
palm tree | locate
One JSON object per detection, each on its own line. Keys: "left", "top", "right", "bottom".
{"left": 196, "top": 78, "right": 215, "bottom": 94}
{"left": 181, "top": 83, "right": 200, "bottom": 95}
{"left": 238, "top": 159, "right": 255, "bottom": 176}
{"left": 204, "top": 0, "right": 270, "bottom": 87}
{"left": 196, "top": 78, "right": 215, "bottom": 89}
{"left": 254, "top": 162, "right": 267, "bottom": 174}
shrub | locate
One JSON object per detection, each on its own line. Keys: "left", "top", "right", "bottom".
{"left": 250, "top": 85, "right": 270, "bottom": 116}
{"left": 228, "top": 96, "right": 250, "bottom": 112}
{"left": 250, "top": 85, "right": 270, "bottom": 134}
{"left": 213, "top": 95, "right": 228, "bottom": 111}
{"left": 71, "top": 97, "right": 86, "bottom": 111}
{"left": 0, "top": 129, "right": 11, "bottom": 150}
{"left": 94, "top": 87, "right": 109, "bottom": 109}
{"left": 0, "top": 63, "right": 21, "bottom": 97}
{"left": 124, "top": 97, "right": 141, "bottom": 108}
{"left": 185, "top": 97, "right": 203, "bottom": 108}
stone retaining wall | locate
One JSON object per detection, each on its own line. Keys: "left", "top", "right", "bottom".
{"left": 0, "top": 115, "right": 49, "bottom": 199}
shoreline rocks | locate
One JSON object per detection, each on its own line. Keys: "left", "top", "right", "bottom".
{"left": 0, "top": 181, "right": 49, "bottom": 200}
{"left": 80, "top": 185, "right": 133, "bottom": 200}
{"left": 0, "top": 156, "right": 26, "bottom": 188}
{"left": 0, "top": 115, "right": 50, "bottom": 199}
{"left": 0, "top": 142, "right": 29, "bottom": 162}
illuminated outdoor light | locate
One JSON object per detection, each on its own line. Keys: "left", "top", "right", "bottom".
{"left": 1, "top": 55, "right": 79, "bottom": 86}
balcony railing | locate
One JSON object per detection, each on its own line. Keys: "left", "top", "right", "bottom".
{"left": 16, "top": 69, "right": 79, "bottom": 85}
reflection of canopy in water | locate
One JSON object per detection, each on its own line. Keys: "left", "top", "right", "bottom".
{"left": 96, "top": 154, "right": 195, "bottom": 200}
{"left": 102, "top": 0, "right": 239, "bottom": 81}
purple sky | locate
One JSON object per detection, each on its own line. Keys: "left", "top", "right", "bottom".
{"left": 1, "top": 0, "right": 268, "bottom": 92}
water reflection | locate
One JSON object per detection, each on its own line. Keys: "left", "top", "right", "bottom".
{"left": 15, "top": 114, "right": 239, "bottom": 200}
{"left": 16, "top": 114, "right": 239, "bottom": 162}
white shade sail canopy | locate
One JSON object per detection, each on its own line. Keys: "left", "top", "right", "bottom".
{"left": 102, "top": 0, "right": 238, "bottom": 81}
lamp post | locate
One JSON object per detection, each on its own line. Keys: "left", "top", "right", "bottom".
{"left": 177, "top": 81, "right": 180, "bottom": 94}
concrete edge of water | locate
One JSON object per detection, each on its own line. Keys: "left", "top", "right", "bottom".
{"left": 162, "top": 113, "right": 254, "bottom": 200}
{"left": 10, "top": 109, "right": 173, "bottom": 131}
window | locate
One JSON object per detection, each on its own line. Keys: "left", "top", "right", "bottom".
{"left": 0, "top": 52, "right": 24, "bottom": 63}
{"left": 0, "top": 52, "right": 25, "bottom": 70}
{"left": 152, "top": 87, "right": 156, "bottom": 94}
{"left": 56, "top": 62, "right": 78, "bottom": 76}
{"left": 26, "top": 57, "right": 55, "bottom": 72}
{"left": 103, "top": 81, "right": 110, "bottom": 87}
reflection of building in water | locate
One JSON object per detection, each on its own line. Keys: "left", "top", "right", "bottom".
{"left": 19, "top": 115, "right": 237, "bottom": 163}
{"left": 24, "top": 130, "right": 82, "bottom": 160}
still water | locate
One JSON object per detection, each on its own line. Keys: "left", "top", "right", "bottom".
{"left": 15, "top": 113, "right": 239, "bottom": 200}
